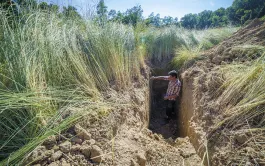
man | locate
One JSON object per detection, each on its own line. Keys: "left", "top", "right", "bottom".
{"left": 151, "top": 70, "right": 181, "bottom": 121}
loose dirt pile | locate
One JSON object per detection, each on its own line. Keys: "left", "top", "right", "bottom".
{"left": 23, "top": 85, "right": 201, "bottom": 166}
{"left": 181, "top": 19, "right": 265, "bottom": 165}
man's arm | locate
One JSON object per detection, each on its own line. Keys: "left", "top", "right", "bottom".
{"left": 150, "top": 76, "right": 169, "bottom": 80}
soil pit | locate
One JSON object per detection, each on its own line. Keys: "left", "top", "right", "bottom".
{"left": 149, "top": 69, "right": 180, "bottom": 139}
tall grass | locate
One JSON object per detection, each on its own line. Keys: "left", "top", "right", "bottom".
{"left": 216, "top": 52, "right": 265, "bottom": 128}
{"left": 0, "top": 7, "right": 143, "bottom": 164}
{"left": 141, "top": 26, "right": 238, "bottom": 66}
{"left": 0, "top": 88, "right": 110, "bottom": 165}
{"left": 141, "top": 26, "right": 188, "bottom": 62}
{"left": 171, "top": 45, "right": 203, "bottom": 69}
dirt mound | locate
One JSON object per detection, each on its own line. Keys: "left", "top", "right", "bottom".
{"left": 204, "top": 19, "right": 265, "bottom": 65}
{"left": 23, "top": 86, "right": 201, "bottom": 166}
{"left": 180, "top": 19, "right": 265, "bottom": 165}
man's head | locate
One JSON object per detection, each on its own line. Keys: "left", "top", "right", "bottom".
{"left": 168, "top": 70, "right": 178, "bottom": 80}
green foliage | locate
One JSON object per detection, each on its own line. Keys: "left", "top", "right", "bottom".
{"left": 123, "top": 5, "right": 143, "bottom": 26}
{"left": 0, "top": 6, "right": 143, "bottom": 163}
{"left": 104, "top": 0, "right": 265, "bottom": 29}
{"left": 180, "top": 8, "right": 230, "bottom": 29}
{"left": 106, "top": 5, "right": 143, "bottom": 27}
{"left": 96, "top": 0, "right": 108, "bottom": 26}
{"left": 260, "top": 15, "right": 265, "bottom": 21}
{"left": 145, "top": 13, "right": 161, "bottom": 27}
{"left": 227, "top": 0, "right": 265, "bottom": 25}
{"left": 181, "top": 13, "right": 198, "bottom": 29}
{"left": 62, "top": 6, "right": 81, "bottom": 19}
{"left": 108, "top": 9, "right": 116, "bottom": 20}
{"left": 179, "top": 0, "right": 265, "bottom": 29}
{"left": 145, "top": 13, "right": 178, "bottom": 27}
{"left": 197, "top": 10, "right": 212, "bottom": 29}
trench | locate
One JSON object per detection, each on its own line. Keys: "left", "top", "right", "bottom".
{"left": 148, "top": 68, "right": 181, "bottom": 139}
{"left": 149, "top": 67, "right": 204, "bottom": 161}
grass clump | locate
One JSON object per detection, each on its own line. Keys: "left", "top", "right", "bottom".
{"left": 0, "top": 6, "right": 143, "bottom": 164}
{"left": 159, "top": 26, "right": 238, "bottom": 69}
{"left": 171, "top": 45, "right": 203, "bottom": 70}
{"left": 229, "top": 45, "right": 265, "bottom": 60}
{"left": 205, "top": 53, "right": 265, "bottom": 164}
{"left": 216, "top": 54, "right": 265, "bottom": 128}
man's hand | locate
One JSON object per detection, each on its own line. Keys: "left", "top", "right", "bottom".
{"left": 150, "top": 76, "right": 156, "bottom": 80}
{"left": 164, "top": 96, "right": 169, "bottom": 100}
{"left": 164, "top": 95, "right": 178, "bottom": 100}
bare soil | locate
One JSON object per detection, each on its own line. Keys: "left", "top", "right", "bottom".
{"left": 26, "top": 84, "right": 201, "bottom": 166}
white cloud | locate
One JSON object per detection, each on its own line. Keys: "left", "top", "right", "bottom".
{"left": 210, "top": 1, "right": 215, "bottom": 6}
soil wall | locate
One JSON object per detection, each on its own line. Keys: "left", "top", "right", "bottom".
{"left": 178, "top": 74, "right": 206, "bottom": 161}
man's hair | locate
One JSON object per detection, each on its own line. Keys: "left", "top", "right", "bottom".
{"left": 168, "top": 70, "right": 178, "bottom": 78}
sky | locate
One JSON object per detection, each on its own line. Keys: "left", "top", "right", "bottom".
{"left": 40, "top": 0, "right": 234, "bottom": 19}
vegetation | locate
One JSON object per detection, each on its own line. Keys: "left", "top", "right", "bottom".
{"left": 0, "top": 0, "right": 259, "bottom": 165}
{"left": 2, "top": 0, "right": 265, "bottom": 29}
{"left": 99, "top": 0, "right": 265, "bottom": 29}
{"left": 169, "top": 27, "right": 238, "bottom": 69}
{"left": 227, "top": 0, "right": 265, "bottom": 25}
{"left": 215, "top": 49, "right": 265, "bottom": 129}
{"left": 0, "top": 4, "right": 143, "bottom": 164}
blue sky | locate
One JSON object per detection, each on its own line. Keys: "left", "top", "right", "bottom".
{"left": 40, "top": 0, "right": 234, "bottom": 19}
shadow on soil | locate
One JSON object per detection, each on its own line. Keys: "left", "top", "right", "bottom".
{"left": 149, "top": 77, "right": 180, "bottom": 139}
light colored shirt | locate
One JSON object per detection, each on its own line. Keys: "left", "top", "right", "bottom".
{"left": 165, "top": 79, "right": 181, "bottom": 100}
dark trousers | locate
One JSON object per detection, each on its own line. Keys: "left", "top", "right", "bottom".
{"left": 166, "top": 100, "right": 175, "bottom": 118}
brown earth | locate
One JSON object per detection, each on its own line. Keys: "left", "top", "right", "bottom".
{"left": 180, "top": 19, "right": 265, "bottom": 165}
{"left": 24, "top": 83, "right": 202, "bottom": 166}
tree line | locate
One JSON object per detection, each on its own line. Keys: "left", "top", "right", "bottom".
{"left": 0, "top": 0, "right": 81, "bottom": 19}
{"left": 1, "top": 0, "right": 265, "bottom": 29}
{"left": 96, "top": 0, "right": 265, "bottom": 29}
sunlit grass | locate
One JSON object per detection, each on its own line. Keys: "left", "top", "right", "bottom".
{"left": 141, "top": 26, "right": 238, "bottom": 68}
{"left": 215, "top": 53, "right": 265, "bottom": 128}
{"left": 171, "top": 45, "right": 202, "bottom": 70}
{"left": 0, "top": 7, "right": 143, "bottom": 164}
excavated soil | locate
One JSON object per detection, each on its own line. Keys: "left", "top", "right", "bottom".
{"left": 24, "top": 84, "right": 202, "bottom": 166}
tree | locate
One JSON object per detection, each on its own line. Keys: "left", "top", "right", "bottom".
{"left": 227, "top": 0, "right": 265, "bottom": 25}
{"left": 226, "top": 6, "right": 239, "bottom": 24}
{"left": 49, "top": 4, "right": 59, "bottom": 14}
{"left": 181, "top": 13, "right": 198, "bottom": 29}
{"left": 122, "top": 5, "right": 143, "bottom": 26}
{"left": 62, "top": 6, "right": 81, "bottom": 19}
{"left": 197, "top": 10, "right": 212, "bottom": 29}
{"left": 162, "top": 16, "right": 174, "bottom": 26}
{"left": 39, "top": 2, "right": 48, "bottom": 10}
{"left": 108, "top": 9, "right": 116, "bottom": 20}
{"left": 111, "top": 11, "right": 124, "bottom": 22}
{"left": 211, "top": 8, "right": 228, "bottom": 27}
{"left": 146, "top": 12, "right": 161, "bottom": 27}
{"left": 96, "top": 0, "right": 107, "bottom": 25}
